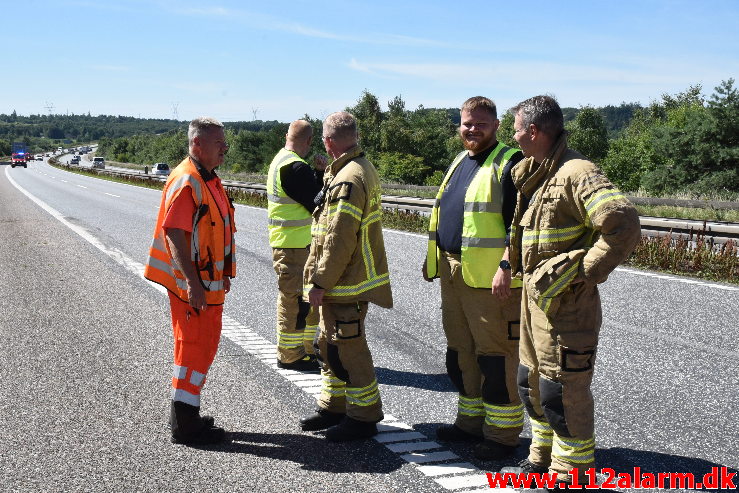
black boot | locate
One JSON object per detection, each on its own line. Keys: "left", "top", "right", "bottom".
{"left": 325, "top": 416, "right": 378, "bottom": 441}
{"left": 277, "top": 354, "right": 320, "bottom": 372}
{"left": 300, "top": 408, "right": 345, "bottom": 431}
{"left": 170, "top": 401, "right": 226, "bottom": 445}
{"left": 473, "top": 439, "right": 516, "bottom": 460}
{"left": 436, "top": 424, "right": 483, "bottom": 442}
{"left": 168, "top": 412, "right": 215, "bottom": 429}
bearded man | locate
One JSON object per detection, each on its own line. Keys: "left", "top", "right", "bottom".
{"left": 424, "top": 96, "right": 525, "bottom": 460}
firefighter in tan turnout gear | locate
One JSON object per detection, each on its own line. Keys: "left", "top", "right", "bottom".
{"left": 267, "top": 120, "right": 327, "bottom": 372}
{"left": 300, "top": 111, "right": 393, "bottom": 441}
{"left": 509, "top": 95, "right": 640, "bottom": 482}
{"left": 424, "top": 96, "right": 526, "bottom": 461}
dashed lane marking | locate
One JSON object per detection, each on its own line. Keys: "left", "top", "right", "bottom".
{"left": 6, "top": 167, "right": 509, "bottom": 491}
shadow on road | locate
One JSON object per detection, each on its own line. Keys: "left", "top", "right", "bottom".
{"left": 375, "top": 367, "right": 455, "bottom": 392}
{"left": 211, "top": 431, "right": 405, "bottom": 474}
{"left": 407, "top": 423, "right": 737, "bottom": 491}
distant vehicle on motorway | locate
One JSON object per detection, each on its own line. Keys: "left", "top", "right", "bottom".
{"left": 70, "top": 155, "right": 80, "bottom": 164}
{"left": 11, "top": 142, "right": 28, "bottom": 168}
{"left": 92, "top": 157, "right": 105, "bottom": 169}
{"left": 153, "top": 162, "right": 170, "bottom": 176}
{"left": 35, "top": 154, "right": 43, "bottom": 160}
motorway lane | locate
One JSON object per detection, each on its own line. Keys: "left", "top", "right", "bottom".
{"left": 0, "top": 164, "right": 440, "bottom": 493}
{"left": 2, "top": 162, "right": 738, "bottom": 491}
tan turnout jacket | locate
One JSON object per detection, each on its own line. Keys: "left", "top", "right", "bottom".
{"left": 510, "top": 135, "right": 641, "bottom": 315}
{"left": 304, "top": 146, "right": 393, "bottom": 308}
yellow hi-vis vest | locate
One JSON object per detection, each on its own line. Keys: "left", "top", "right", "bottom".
{"left": 426, "top": 143, "right": 523, "bottom": 289}
{"left": 267, "top": 148, "right": 313, "bottom": 248}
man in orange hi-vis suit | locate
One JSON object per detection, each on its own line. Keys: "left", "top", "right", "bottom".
{"left": 144, "top": 117, "right": 236, "bottom": 445}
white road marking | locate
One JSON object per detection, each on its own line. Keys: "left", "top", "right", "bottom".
{"left": 5, "top": 166, "right": 509, "bottom": 490}
{"left": 61, "top": 180, "right": 68, "bottom": 183}
{"left": 76, "top": 184, "right": 88, "bottom": 189}
{"left": 105, "top": 192, "right": 121, "bottom": 198}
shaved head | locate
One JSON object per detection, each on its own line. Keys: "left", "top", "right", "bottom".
{"left": 287, "top": 120, "right": 313, "bottom": 142}
{"left": 285, "top": 119, "right": 314, "bottom": 157}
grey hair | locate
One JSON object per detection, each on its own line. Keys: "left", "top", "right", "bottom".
{"left": 188, "top": 117, "right": 224, "bottom": 145}
{"left": 323, "top": 111, "right": 358, "bottom": 143}
{"left": 509, "top": 95, "right": 564, "bottom": 137}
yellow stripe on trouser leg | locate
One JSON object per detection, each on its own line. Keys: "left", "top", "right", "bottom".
{"left": 484, "top": 402, "right": 524, "bottom": 428}
{"left": 526, "top": 416, "right": 553, "bottom": 467}
{"left": 551, "top": 433, "right": 595, "bottom": 477}
{"left": 458, "top": 395, "right": 485, "bottom": 417}
{"left": 278, "top": 330, "right": 304, "bottom": 349}
{"left": 303, "top": 324, "right": 318, "bottom": 355}
{"left": 317, "top": 368, "right": 346, "bottom": 413}
{"left": 346, "top": 379, "right": 380, "bottom": 407}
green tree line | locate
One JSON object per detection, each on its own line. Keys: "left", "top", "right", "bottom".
{"left": 6, "top": 79, "right": 738, "bottom": 196}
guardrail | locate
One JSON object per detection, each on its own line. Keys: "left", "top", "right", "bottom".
{"left": 55, "top": 161, "right": 739, "bottom": 246}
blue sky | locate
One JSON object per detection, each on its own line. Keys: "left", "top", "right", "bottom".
{"left": 7, "top": 0, "right": 738, "bottom": 122}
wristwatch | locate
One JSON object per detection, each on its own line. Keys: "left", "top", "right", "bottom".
{"left": 499, "top": 260, "right": 511, "bottom": 270}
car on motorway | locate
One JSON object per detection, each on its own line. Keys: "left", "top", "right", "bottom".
{"left": 70, "top": 155, "right": 81, "bottom": 164}
{"left": 91, "top": 157, "right": 105, "bottom": 169}
{"left": 153, "top": 162, "right": 170, "bottom": 176}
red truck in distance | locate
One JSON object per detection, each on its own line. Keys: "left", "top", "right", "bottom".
{"left": 11, "top": 142, "right": 28, "bottom": 168}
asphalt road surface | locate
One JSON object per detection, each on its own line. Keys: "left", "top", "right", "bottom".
{"left": 1, "top": 160, "right": 737, "bottom": 493}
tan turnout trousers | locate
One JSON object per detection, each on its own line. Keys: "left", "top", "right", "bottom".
{"left": 315, "top": 302, "right": 383, "bottom": 423}
{"left": 518, "top": 279, "right": 601, "bottom": 477}
{"left": 440, "top": 252, "right": 524, "bottom": 446}
{"left": 272, "top": 247, "right": 319, "bottom": 363}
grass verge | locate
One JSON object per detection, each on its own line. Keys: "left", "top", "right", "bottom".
{"left": 49, "top": 161, "right": 738, "bottom": 285}
{"left": 636, "top": 204, "right": 739, "bottom": 223}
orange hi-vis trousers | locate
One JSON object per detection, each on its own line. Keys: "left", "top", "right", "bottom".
{"left": 168, "top": 292, "right": 223, "bottom": 407}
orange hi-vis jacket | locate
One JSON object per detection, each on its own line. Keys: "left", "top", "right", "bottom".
{"left": 144, "top": 157, "right": 236, "bottom": 305}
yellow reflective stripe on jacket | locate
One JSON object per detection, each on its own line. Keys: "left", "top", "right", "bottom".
{"left": 584, "top": 188, "right": 626, "bottom": 217}
{"left": 312, "top": 222, "right": 327, "bottom": 237}
{"left": 346, "top": 379, "right": 380, "bottom": 406}
{"left": 324, "top": 202, "right": 386, "bottom": 298}
{"left": 458, "top": 395, "right": 485, "bottom": 417}
{"left": 522, "top": 224, "right": 587, "bottom": 246}
{"left": 328, "top": 200, "right": 363, "bottom": 222}
{"left": 537, "top": 261, "right": 580, "bottom": 313}
{"left": 552, "top": 435, "right": 595, "bottom": 464}
{"left": 362, "top": 209, "right": 381, "bottom": 227}
{"left": 327, "top": 272, "right": 390, "bottom": 297}
{"left": 483, "top": 402, "right": 524, "bottom": 428}
{"left": 268, "top": 217, "right": 312, "bottom": 227}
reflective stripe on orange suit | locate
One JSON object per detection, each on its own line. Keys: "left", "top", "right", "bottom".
{"left": 144, "top": 156, "right": 236, "bottom": 406}
{"left": 168, "top": 292, "right": 223, "bottom": 406}
{"left": 144, "top": 156, "right": 236, "bottom": 305}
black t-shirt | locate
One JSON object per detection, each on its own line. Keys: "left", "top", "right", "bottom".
{"left": 437, "top": 143, "right": 523, "bottom": 254}
{"left": 280, "top": 160, "right": 324, "bottom": 213}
